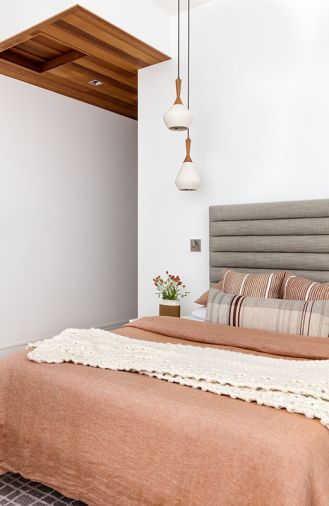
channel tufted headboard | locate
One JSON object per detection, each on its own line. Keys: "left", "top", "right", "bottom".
{"left": 209, "top": 199, "right": 329, "bottom": 285}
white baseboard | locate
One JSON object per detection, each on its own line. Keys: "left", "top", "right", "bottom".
{"left": 101, "top": 319, "right": 129, "bottom": 332}
{"left": 0, "top": 319, "right": 130, "bottom": 359}
{"left": 0, "top": 341, "right": 28, "bottom": 359}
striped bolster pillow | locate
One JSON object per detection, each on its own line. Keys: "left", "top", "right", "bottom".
{"left": 206, "top": 288, "right": 329, "bottom": 337}
{"left": 283, "top": 273, "right": 329, "bottom": 301}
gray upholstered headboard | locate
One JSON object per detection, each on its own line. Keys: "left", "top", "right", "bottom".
{"left": 209, "top": 199, "right": 329, "bottom": 284}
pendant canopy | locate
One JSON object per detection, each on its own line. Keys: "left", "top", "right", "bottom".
{"left": 164, "top": 78, "right": 193, "bottom": 131}
{"left": 175, "top": 137, "right": 200, "bottom": 191}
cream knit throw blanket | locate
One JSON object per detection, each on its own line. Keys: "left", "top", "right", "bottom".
{"left": 28, "top": 328, "right": 329, "bottom": 428}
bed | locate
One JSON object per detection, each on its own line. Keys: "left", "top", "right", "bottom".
{"left": 2, "top": 198, "right": 329, "bottom": 506}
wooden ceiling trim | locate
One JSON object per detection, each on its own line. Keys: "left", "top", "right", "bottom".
{"left": 0, "top": 4, "right": 170, "bottom": 119}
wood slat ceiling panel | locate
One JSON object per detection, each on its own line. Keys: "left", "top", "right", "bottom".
{"left": 50, "top": 63, "right": 137, "bottom": 105}
{"left": 0, "top": 4, "right": 170, "bottom": 119}
{"left": 40, "top": 24, "right": 140, "bottom": 72}
{"left": 73, "top": 6, "right": 167, "bottom": 62}
{"left": 0, "top": 58, "right": 137, "bottom": 119}
{"left": 31, "top": 34, "right": 75, "bottom": 54}
{"left": 17, "top": 43, "right": 58, "bottom": 61}
{"left": 62, "top": 14, "right": 159, "bottom": 65}
{"left": 79, "top": 56, "right": 137, "bottom": 88}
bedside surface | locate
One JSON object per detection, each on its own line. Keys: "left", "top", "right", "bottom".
{"left": 129, "top": 315, "right": 204, "bottom": 323}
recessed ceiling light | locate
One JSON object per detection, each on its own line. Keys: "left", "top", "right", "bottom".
{"left": 89, "top": 79, "right": 103, "bottom": 86}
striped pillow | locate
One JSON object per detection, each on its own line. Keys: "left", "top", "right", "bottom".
{"left": 222, "top": 269, "right": 285, "bottom": 299}
{"left": 283, "top": 273, "right": 329, "bottom": 301}
{"left": 207, "top": 288, "right": 329, "bottom": 337}
{"left": 195, "top": 269, "right": 286, "bottom": 305}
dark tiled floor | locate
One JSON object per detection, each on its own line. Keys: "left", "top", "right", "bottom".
{"left": 0, "top": 473, "right": 86, "bottom": 506}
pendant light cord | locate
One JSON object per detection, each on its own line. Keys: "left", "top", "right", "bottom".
{"left": 178, "top": 0, "right": 180, "bottom": 78}
{"left": 188, "top": 0, "right": 190, "bottom": 110}
{"left": 187, "top": 0, "right": 190, "bottom": 139}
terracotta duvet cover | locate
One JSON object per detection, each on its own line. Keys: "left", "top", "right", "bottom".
{"left": 1, "top": 316, "right": 329, "bottom": 506}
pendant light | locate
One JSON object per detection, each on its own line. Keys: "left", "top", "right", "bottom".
{"left": 175, "top": 136, "right": 200, "bottom": 190}
{"left": 163, "top": 0, "right": 193, "bottom": 131}
{"left": 175, "top": 0, "right": 200, "bottom": 191}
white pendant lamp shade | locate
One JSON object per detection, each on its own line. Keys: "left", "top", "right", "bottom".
{"left": 164, "top": 78, "right": 193, "bottom": 131}
{"left": 175, "top": 161, "right": 200, "bottom": 191}
{"left": 175, "top": 138, "right": 200, "bottom": 191}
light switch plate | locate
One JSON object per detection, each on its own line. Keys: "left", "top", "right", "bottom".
{"left": 190, "top": 239, "right": 201, "bottom": 252}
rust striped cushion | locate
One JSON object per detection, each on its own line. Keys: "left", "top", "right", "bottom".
{"left": 283, "top": 273, "right": 329, "bottom": 301}
{"left": 222, "top": 269, "right": 285, "bottom": 299}
{"left": 195, "top": 269, "right": 285, "bottom": 305}
{"left": 195, "top": 281, "right": 223, "bottom": 306}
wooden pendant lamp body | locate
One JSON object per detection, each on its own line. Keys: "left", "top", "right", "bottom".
{"left": 184, "top": 136, "right": 192, "bottom": 162}
{"left": 174, "top": 77, "right": 183, "bottom": 104}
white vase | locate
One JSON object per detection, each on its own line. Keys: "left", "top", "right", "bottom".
{"left": 161, "top": 299, "right": 180, "bottom": 306}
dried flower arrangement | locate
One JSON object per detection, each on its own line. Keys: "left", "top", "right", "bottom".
{"left": 153, "top": 271, "right": 189, "bottom": 301}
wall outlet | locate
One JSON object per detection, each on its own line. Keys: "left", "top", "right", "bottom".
{"left": 190, "top": 239, "right": 201, "bottom": 252}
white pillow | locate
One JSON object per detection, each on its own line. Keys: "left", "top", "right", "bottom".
{"left": 191, "top": 306, "right": 207, "bottom": 321}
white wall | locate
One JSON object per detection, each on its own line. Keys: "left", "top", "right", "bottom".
{"left": 0, "top": 0, "right": 172, "bottom": 351}
{"left": 0, "top": 74, "right": 137, "bottom": 349}
{"left": 138, "top": 0, "right": 329, "bottom": 316}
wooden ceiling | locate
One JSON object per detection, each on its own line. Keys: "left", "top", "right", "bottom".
{"left": 0, "top": 5, "right": 170, "bottom": 120}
